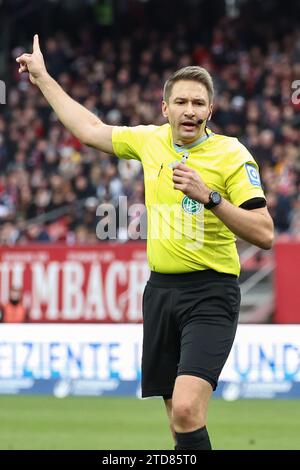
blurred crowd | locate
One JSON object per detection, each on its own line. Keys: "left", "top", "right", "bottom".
{"left": 0, "top": 11, "right": 299, "bottom": 245}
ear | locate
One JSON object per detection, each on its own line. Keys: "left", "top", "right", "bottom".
{"left": 162, "top": 101, "right": 168, "bottom": 118}
{"left": 207, "top": 104, "right": 213, "bottom": 121}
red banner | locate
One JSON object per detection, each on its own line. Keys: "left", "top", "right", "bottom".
{"left": 274, "top": 240, "right": 300, "bottom": 323}
{"left": 0, "top": 244, "right": 148, "bottom": 323}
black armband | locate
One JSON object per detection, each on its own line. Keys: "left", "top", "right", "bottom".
{"left": 239, "top": 197, "right": 266, "bottom": 210}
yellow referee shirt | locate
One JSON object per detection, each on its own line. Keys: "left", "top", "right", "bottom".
{"left": 112, "top": 123, "right": 265, "bottom": 275}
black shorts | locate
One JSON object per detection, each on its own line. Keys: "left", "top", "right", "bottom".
{"left": 141, "top": 270, "right": 240, "bottom": 398}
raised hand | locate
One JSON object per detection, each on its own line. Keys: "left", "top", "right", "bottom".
{"left": 16, "top": 34, "right": 47, "bottom": 85}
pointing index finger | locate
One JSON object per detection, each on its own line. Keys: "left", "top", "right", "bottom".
{"left": 33, "top": 34, "right": 40, "bottom": 52}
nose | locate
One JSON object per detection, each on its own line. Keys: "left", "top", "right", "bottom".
{"left": 184, "top": 102, "right": 195, "bottom": 117}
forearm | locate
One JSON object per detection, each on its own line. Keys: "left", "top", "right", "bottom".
{"left": 16, "top": 36, "right": 113, "bottom": 151}
{"left": 36, "top": 72, "right": 102, "bottom": 144}
{"left": 212, "top": 198, "right": 274, "bottom": 249}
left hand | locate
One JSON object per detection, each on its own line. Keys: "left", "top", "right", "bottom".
{"left": 172, "top": 163, "right": 210, "bottom": 204}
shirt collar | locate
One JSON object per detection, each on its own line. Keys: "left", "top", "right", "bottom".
{"left": 172, "top": 128, "right": 213, "bottom": 153}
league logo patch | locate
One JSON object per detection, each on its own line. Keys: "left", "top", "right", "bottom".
{"left": 245, "top": 163, "right": 261, "bottom": 187}
{"left": 181, "top": 196, "right": 203, "bottom": 214}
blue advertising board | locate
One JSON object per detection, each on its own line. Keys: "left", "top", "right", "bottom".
{"left": 1, "top": 324, "right": 300, "bottom": 399}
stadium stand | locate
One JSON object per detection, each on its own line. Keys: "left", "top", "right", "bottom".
{"left": 0, "top": 0, "right": 299, "bottom": 246}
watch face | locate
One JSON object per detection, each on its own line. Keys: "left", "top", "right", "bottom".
{"left": 211, "top": 191, "right": 221, "bottom": 204}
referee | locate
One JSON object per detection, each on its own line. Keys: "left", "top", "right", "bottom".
{"left": 17, "top": 36, "right": 274, "bottom": 450}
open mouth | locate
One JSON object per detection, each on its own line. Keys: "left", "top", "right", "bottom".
{"left": 181, "top": 122, "right": 197, "bottom": 131}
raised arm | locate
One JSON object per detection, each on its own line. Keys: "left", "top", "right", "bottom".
{"left": 16, "top": 34, "right": 114, "bottom": 154}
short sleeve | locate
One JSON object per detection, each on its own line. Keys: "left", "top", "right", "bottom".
{"left": 112, "top": 125, "right": 157, "bottom": 161}
{"left": 225, "top": 140, "right": 266, "bottom": 206}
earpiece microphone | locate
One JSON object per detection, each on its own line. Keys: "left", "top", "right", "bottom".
{"left": 197, "top": 113, "right": 211, "bottom": 125}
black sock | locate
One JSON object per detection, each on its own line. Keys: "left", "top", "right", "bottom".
{"left": 175, "top": 426, "right": 212, "bottom": 450}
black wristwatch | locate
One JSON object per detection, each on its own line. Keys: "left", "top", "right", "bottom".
{"left": 204, "top": 191, "right": 222, "bottom": 210}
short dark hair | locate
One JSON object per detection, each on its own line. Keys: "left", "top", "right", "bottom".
{"left": 163, "top": 66, "right": 214, "bottom": 104}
